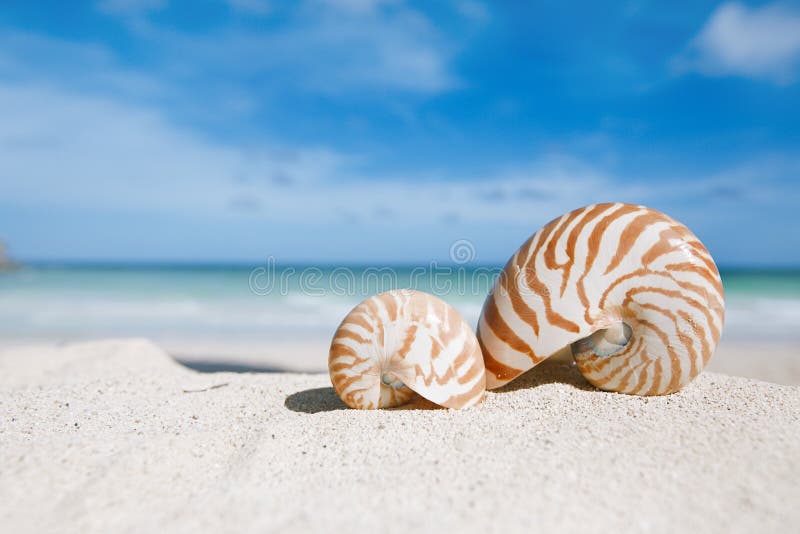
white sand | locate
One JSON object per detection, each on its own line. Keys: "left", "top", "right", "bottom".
{"left": 1, "top": 339, "right": 799, "bottom": 533}
{"left": 707, "top": 338, "right": 800, "bottom": 386}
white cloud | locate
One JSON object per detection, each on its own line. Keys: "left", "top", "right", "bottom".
{"left": 5, "top": 77, "right": 790, "bottom": 237}
{"left": 0, "top": 82, "right": 349, "bottom": 217}
{"left": 0, "top": 80, "right": 597, "bottom": 226}
{"left": 0, "top": 30, "right": 165, "bottom": 100}
{"left": 1, "top": 76, "right": 798, "bottom": 263}
{"left": 0, "top": 23, "right": 792, "bottom": 232}
{"left": 105, "top": 0, "right": 461, "bottom": 95}
{"left": 675, "top": 2, "right": 800, "bottom": 84}
{"left": 0, "top": 24, "right": 464, "bottom": 230}
{"left": 270, "top": 4, "right": 459, "bottom": 93}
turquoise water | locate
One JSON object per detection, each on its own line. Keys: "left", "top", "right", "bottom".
{"left": 1, "top": 264, "right": 799, "bottom": 343}
{"left": 721, "top": 270, "right": 800, "bottom": 297}
{"left": 0, "top": 263, "right": 494, "bottom": 343}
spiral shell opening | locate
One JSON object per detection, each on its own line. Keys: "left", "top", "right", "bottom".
{"left": 572, "top": 322, "right": 632, "bottom": 358}
{"left": 380, "top": 372, "right": 406, "bottom": 389}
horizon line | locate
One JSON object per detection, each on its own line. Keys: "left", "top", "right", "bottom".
{"left": 6, "top": 259, "right": 800, "bottom": 273}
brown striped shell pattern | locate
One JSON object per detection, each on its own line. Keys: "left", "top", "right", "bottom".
{"left": 478, "top": 203, "right": 725, "bottom": 395}
{"left": 329, "top": 289, "right": 486, "bottom": 409}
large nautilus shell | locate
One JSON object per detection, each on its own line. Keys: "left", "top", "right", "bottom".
{"left": 478, "top": 202, "right": 725, "bottom": 395}
{"left": 329, "top": 289, "right": 486, "bottom": 409}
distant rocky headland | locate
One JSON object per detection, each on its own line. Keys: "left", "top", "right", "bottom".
{"left": 0, "top": 240, "right": 19, "bottom": 270}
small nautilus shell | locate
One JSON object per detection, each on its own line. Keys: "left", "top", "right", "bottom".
{"left": 478, "top": 202, "right": 725, "bottom": 395}
{"left": 329, "top": 289, "right": 486, "bottom": 409}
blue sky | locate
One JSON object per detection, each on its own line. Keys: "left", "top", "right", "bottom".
{"left": 1, "top": 0, "right": 799, "bottom": 265}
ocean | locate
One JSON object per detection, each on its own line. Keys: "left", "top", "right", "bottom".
{"left": 2, "top": 264, "right": 800, "bottom": 349}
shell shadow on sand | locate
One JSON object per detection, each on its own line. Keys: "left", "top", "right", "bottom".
{"left": 493, "top": 352, "right": 598, "bottom": 394}
{"left": 175, "top": 359, "right": 288, "bottom": 373}
{"left": 284, "top": 387, "right": 348, "bottom": 413}
{"left": 284, "top": 387, "right": 442, "bottom": 413}
{"left": 284, "top": 353, "right": 596, "bottom": 414}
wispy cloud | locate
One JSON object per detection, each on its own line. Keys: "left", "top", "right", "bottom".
{"left": 673, "top": 1, "right": 800, "bottom": 84}
{"left": 0, "top": 78, "right": 579, "bottom": 224}
{"left": 96, "top": 0, "right": 166, "bottom": 17}
{"left": 100, "top": 0, "right": 467, "bottom": 95}
{"left": 0, "top": 29, "right": 165, "bottom": 101}
{"left": 1, "top": 77, "right": 794, "bottom": 228}
{"left": 1, "top": 72, "right": 798, "bottom": 263}
{"left": 225, "top": 0, "right": 271, "bottom": 15}
{"left": 0, "top": 81, "right": 347, "bottom": 214}
{"left": 1, "top": 2, "right": 797, "bottom": 264}
{"left": 454, "top": 0, "right": 489, "bottom": 23}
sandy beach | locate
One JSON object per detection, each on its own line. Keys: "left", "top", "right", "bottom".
{"left": 2, "top": 338, "right": 798, "bottom": 533}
